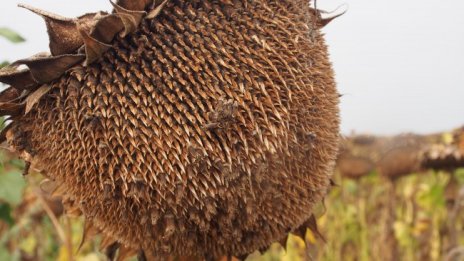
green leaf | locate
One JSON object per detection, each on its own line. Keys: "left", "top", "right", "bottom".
{"left": 0, "top": 28, "right": 25, "bottom": 43}
{"left": 0, "top": 203, "right": 13, "bottom": 226}
{"left": 9, "top": 159, "right": 25, "bottom": 169}
{"left": 0, "top": 246, "right": 12, "bottom": 261}
{"left": 455, "top": 168, "right": 464, "bottom": 184}
{"left": 0, "top": 61, "right": 8, "bottom": 68}
{"left": 417, "top": 183, "right": 445, "bottom": 210}
{"left": 0, "top": 171, "right": 26, "bottom": 206}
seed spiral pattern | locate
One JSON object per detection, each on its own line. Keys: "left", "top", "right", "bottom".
{"left": 0, "top": 0, "right": 340, "bottom": 259}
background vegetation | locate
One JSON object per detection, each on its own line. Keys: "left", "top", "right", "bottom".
{"left": 2, "top": 149, "right": 464, "bottom": 261}
{"left": 2, "top": 29, "right": 464, "bottom": 261}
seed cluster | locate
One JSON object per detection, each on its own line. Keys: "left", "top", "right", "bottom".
{"left": 0, "top": 0, "right": 340, "bottom": 259}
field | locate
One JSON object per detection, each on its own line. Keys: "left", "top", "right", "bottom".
{"left": 1, "top": 144, "right": 464, "bottom": 260}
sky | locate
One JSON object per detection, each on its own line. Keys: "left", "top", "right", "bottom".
{"left": 0, "top": 0, "right": 463, "bottom": 135}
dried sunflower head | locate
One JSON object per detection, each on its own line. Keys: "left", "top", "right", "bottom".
{"left": 0, "top": 0, "right": 341, "bottom": 259}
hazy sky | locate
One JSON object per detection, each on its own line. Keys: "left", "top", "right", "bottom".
{"left": 1, "top": 0, "right": 463, "bottom": 135}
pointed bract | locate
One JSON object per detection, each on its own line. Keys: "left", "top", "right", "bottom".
{"left": 319, "top": 11, "right": 347, "bottom": 27}
{"left": 0, "top": 87, "right": 21, "bottom": 103}
{"left": 115, "top": 13, "right": 140, "bottom": 37}
{"left": 0, "top": 123, "right": 13, "bottom": 144}
{"left": 146, "top": 0, "right": 169, "bottom": 19}
{"left": 78, "top": 219, "right": 100, "bottom": 252}
{"left": 39, "top": 179, "right": 57, "bottom": 194}
{"left": 116, "top": 0, "right": 152, "bottom": 11}
{"left": 111, "top": 1, "right": 146, "bottom": 21}
{"left": 105, "top": 242, "right": 120, "bottom": 261}
{"left": 100, "top": 236, "right": 118, "bottom": 252}
{"left": 78, "top": 26, "right": 112, "bottom": 65}
{"left": 116, "top": 245, "right": 137, "bottom": 261}
{"left": 110, "top": 2, "right": 146, "bottom": 36}
{"left": 137, "top": 251, "right": 147, "bottom": 261}
{"left": 91, "top": 14, "right": 125, "bottom": 44}
{"left": 25, "top": 85, "right": 52, "bottom": 114}
{"left": 0, "top": 102, "right": 24, "bottom": 117}
{"left": 0, "top": 67, "right": 37, "bottom": 90}
{"left": 18, "top": 4, "right": 83, "bottom": 56}
{"left": 14, "top": 54, "right": 85, "bottom": 84}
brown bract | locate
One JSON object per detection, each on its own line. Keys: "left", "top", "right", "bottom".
{"left": 0, "top": 0, "right": 340, "bottom": 260}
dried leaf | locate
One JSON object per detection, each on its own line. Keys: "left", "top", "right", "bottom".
{"left": 116, "top": 244, "right": 137, "bottom": 261}
{"left": 0, "top": 123, "right": 13, "bottom": 144}
{"left": 24, "top": 85, "right": 51, "bottom": 114}
{"left": 314, "top": 4, "right": 347, "bottom": 28}
{"left": 115, "top": 13, "right": 139, "bottom": 37}
{"left": 0, "top": 67, "right": 37, "bottom": 90}
{"left": 64, "top": 203, "right": 82, "bottom": 217}
{"left": 111, "top": 1, "right": 146, "bottom": 36}
{"left": 304, "top": 214, "right": 325, "bottom": 242}
{"left": 18, "top": 4, "right": 82, "bottom": 55}
{"left": 0, "top": 87, "right": 21, "bottom": 103}
{"left": 0, "top": 102, "right": 23, "bottom": 113}
{"left": 279, "top": 235, "right": 288, "bottom": 249}
{"left": 75, "top": 12, "right": 105, "bottom": 38}
{"left": 100, "top": 236, "right": 117, "bottom": 251}
{"left": 319, "top": 11, "right": 346, "bottom": 27}
{"left": 111, "top": 1, "right": 146, "bottom": 19}
{"left": 39, "top": 179, "right": 57, "bottom": 194}
{"left": 116, "top": 0, "right": 151, "bottom": 11}
{"left": 15, "top": 54, "right": 85, "bottom": 83}
{"left": 146, "top": 0, "right": 169, "bottom": 19}
{"left": 18, "top": 4, "right": 72, "bottom": 22}
{"left": 0, "top": 102, "right": 24, "bottom": 117}
{"left": 137, "top": 251, "right": 147, "bottom": 261}
{"left": 91, "top": 14, "right": 124, "bottom": 44}
{"left": 105, "top": 242, "right": 120, "bottom": 261}
{"left": 78, "top": 219, "right": 100, "bottom": 252}
{"left": 236, "top": 254, "right": 249, "bottom": 261}
{"left": 78, "top": 25, "right": 112, "bottom": 65}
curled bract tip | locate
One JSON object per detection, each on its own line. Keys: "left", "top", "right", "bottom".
{"left": 0, "top": 0, "right": 167, "bottom": 120}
